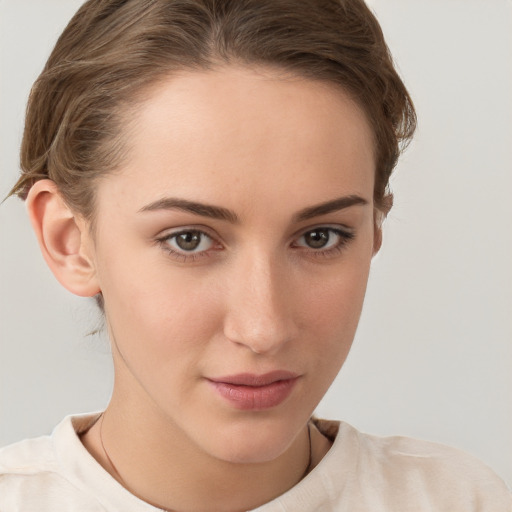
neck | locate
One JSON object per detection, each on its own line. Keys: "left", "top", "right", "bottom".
{"left": 82, "top": 395, "right": 318, "bottom": 512}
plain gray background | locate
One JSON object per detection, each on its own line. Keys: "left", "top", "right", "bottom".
{"left": 1, "top": 0, "right": 511, "bottom": 486}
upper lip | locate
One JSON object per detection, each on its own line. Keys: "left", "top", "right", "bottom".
{"left": 208, "top": 370, "right": 299, "bottom": 387}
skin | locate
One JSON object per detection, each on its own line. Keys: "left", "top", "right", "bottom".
{"left": 28, "top": 66, "right": 380, "bottom": 511}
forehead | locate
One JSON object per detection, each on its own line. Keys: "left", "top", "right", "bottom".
{"left": 97, "top": 66, "right": 376, "bottom": 218}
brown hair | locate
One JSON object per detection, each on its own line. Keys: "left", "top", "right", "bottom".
{"left": 9, "top": 0, "right": 416, "bottom": 217}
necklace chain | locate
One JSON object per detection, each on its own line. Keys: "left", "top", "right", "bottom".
{"left": 98, "top": 412, "right": 312, "bottom": 509}
{"left": 99, "top": 412, "right": 130, "bottom": 489}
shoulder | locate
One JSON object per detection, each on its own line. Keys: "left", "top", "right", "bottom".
{"left": 315, "top": 420, "right": 512, "bottom": 511}
{"left": 0, "top": 414, "right": 106, "bottom": 511}
{"left": 0, "top": 433, "right": 55, "bottom": 472}
{"left": 0, "top": 436, "right": 64, "bottom": 509}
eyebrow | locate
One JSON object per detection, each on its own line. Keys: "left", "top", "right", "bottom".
{"left": 138, "top": 194, "right": 368, "bottom": 223}
{"left": 294, "top": 194, "right": 368, "bottom": 222}
{"left": 139, "top": 198, "right": 239, "bottom": 223}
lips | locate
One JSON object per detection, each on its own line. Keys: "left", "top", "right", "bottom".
{"left": 207, "top": 371, "right": 300, "bottom": 410}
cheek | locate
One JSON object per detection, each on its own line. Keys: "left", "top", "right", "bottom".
{"left": 296, "top": 257, "right": 372, "bottom": 375}
{"left": 301, "top": 257, "right": 370, "bottom": 331}
{"left": 98, "top": 251, "right": 222, "bottom": 365}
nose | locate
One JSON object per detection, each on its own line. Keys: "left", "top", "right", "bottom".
{"left": 223, "top": 251, "right": 298, "bottom": 355}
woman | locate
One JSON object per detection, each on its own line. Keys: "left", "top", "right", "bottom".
{"left": 1, "top": 0, "right": 510, "bottom": 510}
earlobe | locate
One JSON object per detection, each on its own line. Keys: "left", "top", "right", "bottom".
{"left": 26, "top": 180, "right": 100, "bottom": 297}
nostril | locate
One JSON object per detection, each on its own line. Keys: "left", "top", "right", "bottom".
{"left": 223, "top": 258, "right": 297, "bottom": 353}
{"left": 223, "top": 311, "right": 297, "bottom": 355}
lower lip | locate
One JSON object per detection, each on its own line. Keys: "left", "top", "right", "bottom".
{"left": 208, "top": 378, "right": 299, "bottom": 410}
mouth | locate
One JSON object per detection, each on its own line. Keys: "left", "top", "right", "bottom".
{"left": 207, "top": 371, "right": 300, "bottom": 410}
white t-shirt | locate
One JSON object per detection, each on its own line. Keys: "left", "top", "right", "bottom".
{"left": 0, "top": 413, "right": 510, "bottom": 511}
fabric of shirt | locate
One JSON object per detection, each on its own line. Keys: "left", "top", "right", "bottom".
{"left": 0, "top": 413, "right": 510, "bottom": 511}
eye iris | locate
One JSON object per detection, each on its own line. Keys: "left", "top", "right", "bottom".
{"left": 176, "top": 231, "right": 202, "bottom": 251}
{"left": 305, "top": 229, "right": 330, "bottom": 249}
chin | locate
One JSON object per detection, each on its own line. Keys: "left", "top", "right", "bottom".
{"left": 202, "top": 415, "right": 304, "bottom": 465}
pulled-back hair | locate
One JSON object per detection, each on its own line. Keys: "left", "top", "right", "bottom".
{"left": 10, "top": 0, "right": 416, "bottom": 217}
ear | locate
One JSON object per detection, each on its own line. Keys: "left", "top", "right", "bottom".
{"left": 373, "top": 225, "right": 383, "bottom": 255}
{"left": 373, "top": 209, "right": 384, "bottom": 255}
{"left": 373, "top": 193, "right": 392, "bottom": 255}
{"left": 25, "top": 179, "right": 100, "bottom": 297}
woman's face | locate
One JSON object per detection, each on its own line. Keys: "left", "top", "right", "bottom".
{"left": 87, "top": 66, "right": 378, "bottom": 463}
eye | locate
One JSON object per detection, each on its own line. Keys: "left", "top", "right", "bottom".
{"left": 159, "top": 229, "right": 216, "bottom": 257}
{"left": 293, "top": 226, "right": 354, "bottom": 255}
{"left": 299, "top": 228, "right": 336, "bottom": 249}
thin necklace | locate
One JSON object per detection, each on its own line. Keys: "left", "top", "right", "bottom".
{"left": 99, "top": 413, "right": 312, "bottom": 507}
{"left": 99, "top": 412, "right": 130, "bottom": 490}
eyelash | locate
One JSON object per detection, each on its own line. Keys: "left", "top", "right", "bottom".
{"left": 156, "top": 229, "right": 218, "bottom": 262}
{"left": 292, "top": 227, "right": 355, "bottom": 259}
{"left": 156, "top": 226, "right": 355, "bottom": 263}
